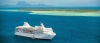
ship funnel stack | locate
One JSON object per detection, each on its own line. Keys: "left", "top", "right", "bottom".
{"left": 23, "top": 22, "right": 31, "bottom": 27}
{"left": 40, "top": 22, "right": 45, "bottom": 28}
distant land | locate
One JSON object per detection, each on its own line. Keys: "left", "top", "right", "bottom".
{"left": 0, "top": 1, "right": 54, "bottom": 8}
{"left": 0, "top": 1, "right": 100, "bottom": 11}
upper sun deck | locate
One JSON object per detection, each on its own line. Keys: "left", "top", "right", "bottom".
{"left": 16, "top": 22, "right": 53, "bottom": 32}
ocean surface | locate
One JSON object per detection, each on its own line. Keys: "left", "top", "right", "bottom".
{"left": 0, "top": 9, "right": 100, "bottom": 43}
{"left": 0, "top": 7, "right": 100, "bottom": 10}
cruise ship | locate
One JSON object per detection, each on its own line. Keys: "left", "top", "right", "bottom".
{"left": 15, "top": 22, "right": 56, "bottom": 39}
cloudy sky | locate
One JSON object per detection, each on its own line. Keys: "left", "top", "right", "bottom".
{"left": 0, "top": 0, "right": 100, "bottom": 7}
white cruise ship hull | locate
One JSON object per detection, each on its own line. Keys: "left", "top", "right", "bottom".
{"left": 15, "top": 22, "right": 56, "bottom": 40}
{"left": 15, "top": 32, "right": 34, "bottom": 39}
{"left": 34, "top": 33, "right": 56, "bottom": 39}
{"left": 15, "top": 32, "right": 56, "bottom": 39}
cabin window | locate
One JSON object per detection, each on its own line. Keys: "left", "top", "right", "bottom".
{"left": 16, "top": 28, "right": 20, "bottom": 32}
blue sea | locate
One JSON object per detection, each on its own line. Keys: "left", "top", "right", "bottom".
{"left": 0, "top": 8, "right": 100, "bottom": 43}
{"left": 0, "top": 7, "right": 100, "bottom": 10}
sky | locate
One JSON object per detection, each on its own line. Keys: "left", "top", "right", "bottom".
{"left": 0, "top": 0, "right": 100, "bottom": 7}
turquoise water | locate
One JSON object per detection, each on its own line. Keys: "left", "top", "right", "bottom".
{"left": 0, "top": 8, "right": 100, "bottom": 16}
{"left": 0, "top": 11, "right": 100, "bottom": 43}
